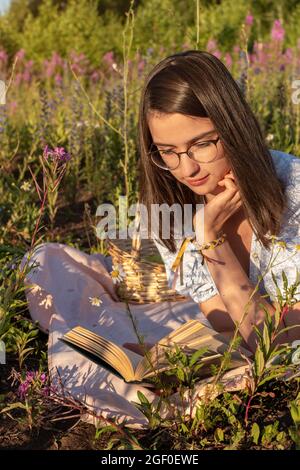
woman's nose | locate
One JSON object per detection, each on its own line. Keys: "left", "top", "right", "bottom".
{"left": 179, "top": 153, "right": 201, "bottom": 177}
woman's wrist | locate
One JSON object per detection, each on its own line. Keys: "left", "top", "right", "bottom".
{"left": 195, "top": 228, "right": 221, "bottom": 245}
{"left": 194, "top": 229, "right": 228, "bottom": 265}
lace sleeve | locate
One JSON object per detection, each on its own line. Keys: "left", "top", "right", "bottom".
{"left": 261, "top": 157, "right": 300, "bottom": 303}
{"left": 152, "top": 236, "right": 220, "bottom": 303}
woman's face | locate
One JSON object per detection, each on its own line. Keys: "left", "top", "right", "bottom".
{"left": 147, "top": 112, "right": 231, "bottom": 203}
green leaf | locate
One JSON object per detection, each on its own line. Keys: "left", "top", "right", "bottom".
{"left": 262, "top": 323, "right": 270, "bottom": 355}
{"left": 254, "top": 346, "right": 265, "bottom": 376}
{"left": 189, "top": 348, "right": 207, "bottom": 366}
{"left": 137, "top": 391, "right": 150, "bottom": 405}
{"left": 180, "top": 423, "right": 189, "bottom": 434}
{"left": 1, "top": 402, "right": 28, "bottom": 413}
{"left": 95, "top": 425, "right": 117, "bottom": 437}
{"left": 251, "top": 422, "right": 260, "bottom": 444}
{"left": 289, "top": 401, "right": 300, "bottom": 426}
{"left": 215, "top": 427, "right": 224, "bottom": 442}
{"left": 271, "top": 270, "right": 282, "bottom": 300}
{"left": 282, "top": 271, "right": 288, "bottom": 291}
{"left": 176, "top": 368, "right": 185, "bottom": 382}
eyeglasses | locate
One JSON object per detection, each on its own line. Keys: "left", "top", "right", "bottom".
{"left": 148, "top": 136, "right": 221, "bottom": 171}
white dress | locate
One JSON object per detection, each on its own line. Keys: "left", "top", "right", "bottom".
{"left": 20, "top": 149, "right": 300, "bottom": 430}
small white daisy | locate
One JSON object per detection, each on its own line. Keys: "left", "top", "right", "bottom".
{"left": 266, "top": 133, "right": 274, "bottom": 142}
{"left": 39, "top": 294, "right": 53, "bottom": 309}
{"left": 110, "top": 264, "right": 126, "bottom": 284}
{"left": 30, "top": 284, "right": 43, "bottom": 295}
{"left": 291, "top": 347, "right": 300, "bottom": 365}
{"left": 20, "top": 181, "right": 31, "bottom": 192}
{"left": 89, "top": 296, "right": 103, "bottom": 307}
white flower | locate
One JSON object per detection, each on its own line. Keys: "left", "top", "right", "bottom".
{"left": 89, "top": 296, "right": 103, "bottom": 307}
{"left": 291, "top": 347, "right": 300, "bottom": 365}
{"left": 30, "top": 284, "right": 43, "bottom": 295}
{"left": 20, "top": 181, "right": 31, "bottom": 192}
{"left": 110, "top": 264, "right": 126, "bottom": 284}
{"left": 38, "top": 294, "right": 53, "bottom": 309}
{"left": 291, "top": 340, "right": 300, "bottom": 349}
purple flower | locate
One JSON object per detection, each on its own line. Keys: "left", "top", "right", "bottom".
{"left": 103, "top": 51, "right": 114, "bottom": 65}
{"left": 22, "top": 70, "right": 31, "bottom": 83}
{"left": 43, "top": 145, "right": 71, "bottom": 163}
{"left": 245, "top": 14, "right": 254, "bottom": 26}
{"left": 42, "top": 386, "right": 50, "bottom": 396}
{"left": 213, "top": 50, "right": 222, "bottom": 59}
{"left": 54, "top": 74, "right": 63, "bottom": 86}
{"left": 284, "top": 48, "right": 293, "bottom": 63}
{"left": 15, "top": 49, "right": 26, "bottom": 61}
{"left": 207, "top": 39, "right": 217, "bottom": 52}
{"left": 0, "top": 50, "right": 8, "bottom": 63}
{"left": 138, "top": 59, "right": 146, "bottom": 73}
{"left": 26, "top": 371, "right": 36, "bottom": 381}
{"left": 90, "top": 70, "right": 100, "bottom": 83}
{"left": 53, "top": 146, "right": 71, "bottom": 162}
{"left": 224, "top": 52, "right": 232, "bottom": 68}
{"left": 18, "top": 381, "right": 30, "bottom": 399}
{"left": 271, "top": 19, "right": 285, "bottom": 42}
{"left": 40, "top": 373, "right": 47, "bottom": 383}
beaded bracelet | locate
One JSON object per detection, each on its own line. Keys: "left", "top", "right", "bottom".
{"left": 193, "top": 232, "right": 227, "bottom": 266}
{"left": 170, "top": 232, "right": 227, "bottom": 288}
{"left": 193, "top": 232, "right": 227, "bottom": 252}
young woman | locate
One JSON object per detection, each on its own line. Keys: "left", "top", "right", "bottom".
{"left": 21, "top": 49, "right": 300, "bottom": 428}
{"left": 125, "top": 49, "right": 300, "bottom": 355}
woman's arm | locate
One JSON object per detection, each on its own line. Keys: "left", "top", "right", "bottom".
{"left": 199, "top": 227, "right": 290, "bottom": 354}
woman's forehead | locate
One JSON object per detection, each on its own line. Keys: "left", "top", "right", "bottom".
{"left": 147, "top": 113, "right": 214, "bottom": 147}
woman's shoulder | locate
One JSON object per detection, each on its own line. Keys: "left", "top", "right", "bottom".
{"left": 269, "top": 148, "right": 300, "bottom": 185}
{"left": 258, "top": 150, "right": 300, "bottom": 303}
{"left": 269, "top": 148, "right": 300, "bottom": 225}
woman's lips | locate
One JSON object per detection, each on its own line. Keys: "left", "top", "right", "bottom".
{"left": 187, "top": 175, "right": 209, "bottom": 186}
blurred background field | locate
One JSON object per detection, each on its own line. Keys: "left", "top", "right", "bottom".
{"left": 0, "top": 0, "right": 300, "bottom": 249}
{"left": 0, "top": 0, "right": 300, "bottom": 450}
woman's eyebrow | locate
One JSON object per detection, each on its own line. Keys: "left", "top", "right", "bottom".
{"left": 153, "top": 129, "right": 216, "bottom": 147}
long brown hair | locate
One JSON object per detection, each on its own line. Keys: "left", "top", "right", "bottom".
{"left": 137, "top": 50, "right": 287, "bottom": 253}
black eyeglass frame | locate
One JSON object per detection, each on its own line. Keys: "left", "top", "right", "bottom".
{"left": 148, "top": 136, "right": 221, "bottom": 171}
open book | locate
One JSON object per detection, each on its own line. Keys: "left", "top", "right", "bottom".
{"left": 59, "top": 319, "right": 253, "bottom": 384}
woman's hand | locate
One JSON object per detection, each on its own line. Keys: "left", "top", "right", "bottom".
{"left": 122, "top": 342, "right": 154, "bottom": 356}
{"left": 194, "top": 169, "right": 243, "bottom": 238}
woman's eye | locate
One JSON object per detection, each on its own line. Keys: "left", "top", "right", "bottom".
{"left": 160, "top": 150, "right": 174, "bottom": 156}
{"left": 194, "top": 141, "right": 210, "bottom": 148}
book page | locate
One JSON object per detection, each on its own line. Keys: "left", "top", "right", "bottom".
{"left": 63, "top": 327, "right": 135, "bottom": 381}
{"left": 135, "top": 319, "right": 252, "bottom": 380}
{"left": 63, "top": 326, "right": 147, "bottom": 382}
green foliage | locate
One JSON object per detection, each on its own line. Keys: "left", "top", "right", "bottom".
{"left": 289, "top": 392, "right": 300, "bottom": 449}
{"left": 11, "top": 0, "right": 122, "bottom": 65}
